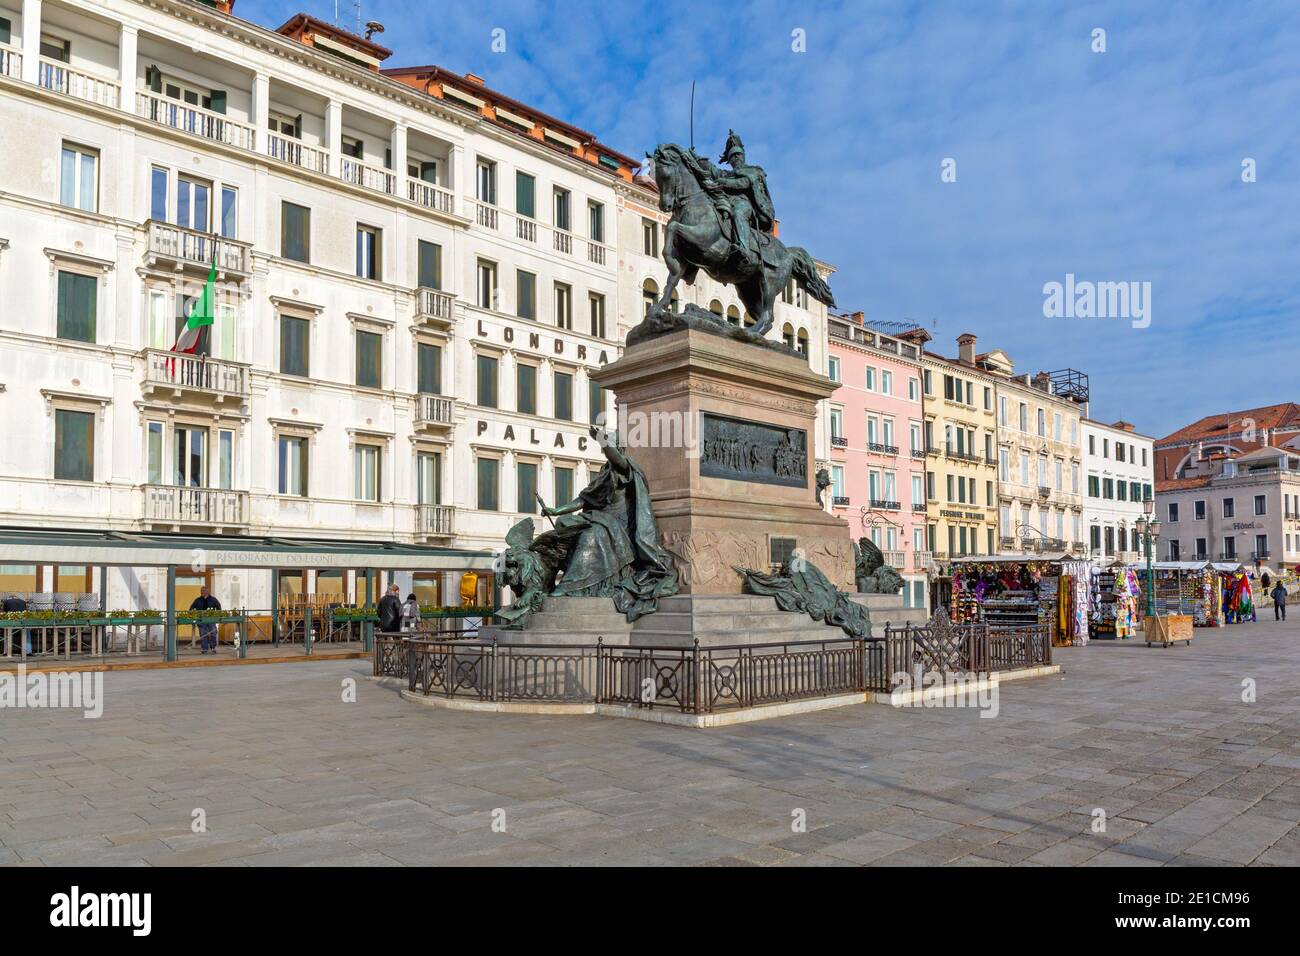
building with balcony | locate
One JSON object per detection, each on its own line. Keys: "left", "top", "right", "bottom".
{"left": 1081, "top": 419, "right": 1154, "bottom": 564}
{"left": 988, "top": 358, "right": 1086, "bottom": 556}
{"left": 919, "top": 333, "right": 1000, "bottom": 566}
{"left": 1155, "top": 430, "right": 1300, "bottom": 569}
{"left": 825, "top": 312, "right": 929, "bottom": 609}
{"left": 0, "top": 0, "right": 835, "bottom": 612}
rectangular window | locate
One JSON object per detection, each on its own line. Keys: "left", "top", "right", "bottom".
{"left": 355, "top": 330, "right": 382, "bottom": 388}
{"left": 554, "top": 187, "right": 571, "bottom": 231}
{"left": 417, "top": 240, "right": 442, "bottom": 289}
{"left": 280, "top": 316, "right": 310, "bottom": 377}
{"left": 281, "top": 202, "right": 310, "bottom": 263}
{"left": 176, "top": 175, "right": 210, "bottom": 231}
{"left": 217, "top": 429, "right": 233, "bottom": 490}
{"left": 642, "top": 217, "right": 659, "bottom": 257}
{"left": 417, "top": 451, "right": 442, "bottom": 505}
{"left": 147, "top": 421, "right": 164, "bottom": 484}
{"left": 417, "top": 342, "right": 442, "bottom": 395}
{"left": 829, "top": 357, "right": 841, "bottom": 383}
{"left": 150, "top": 166, "right": 169, "bottom": 221}
{"left": 1168, "top": 502, "right": 1179, "bottom": 522}
{"left": 1255, "top": 494, "right": 1267, "bottom": 516}
{"left": 277, "top": 436, "right": 308, "bottom": 496}
{"left": 880, "top": 370, "right": 893, "bottom": 395}
{"left": 589, "top": 380, "right": 605, "bottom": 426}
{"left": 54, "top": 409, "right": 94, "bottom": 482}
{"left": 477, "top": 457, "right": 499, "bottom": 511}
{"left": 353, "top": 445, "right": 381, "bottom": 502}
{"left": 356, "top": 224, "right": 381, "bottom": 280}
{"left": 1223, "top": 498, "right": 1235, "bottom": 518}
{"left": 517, "top": 461, "right": 538, "bottom": 514}
{"left": 476, "top": 159, "right": 497, "bottom": 204}
{"left": 554, "top": 466, "right": 574, "bottom": 506}
{"left": 1194, "top": 500, "right": 1205, "bottom": 520}
{"left": 477, "top": 354, "right": 499, "bottom": 408}
{"left": 59, "top": 144, "right": 97, "bottom": 212}
{"left": 554, "top": 282, "right": 572, "bottom": 330}
{"left": 516, "top": 363, "right": 537, "bottom": 415}
{"left": 588, "top": 200, "right": 605, "bottom": 243}
{"left": 56, "top": 271, "right": 96, "bottom": 343}
{"left": 477, "top": 259, "right": 498, "bottom": 310}
{"left": 515, "top": 171, "right": 536, "bottom": 218}
{"left": 220, "top": 185, "right": 237, "bottom": 239}
{"left": 554, "top": 371, "right": 573, "bottom": 421}
{"left": 909, "top": 377, "right": 918, "bottom": 401}
{"left": 589, "top": 292, "right": 606, "bottom": 338}
{"left": 516, "top": 270, "right": 537, "bottom": 320}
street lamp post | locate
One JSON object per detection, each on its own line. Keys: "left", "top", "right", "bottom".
{"left": 1137, "top": 496, "right": 1160, "bottom": 619}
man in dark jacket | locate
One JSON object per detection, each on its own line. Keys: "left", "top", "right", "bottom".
{"left": 190, "top": 586, "right": 222, "bottom": 654}
{"left": 1272, "top": 582, "right": 1287, "bottom": 621}
{"left": 378, "top": 584, "right": 403, "bottom": 633}
{"left": 2, "top": 594, "right": 30, "bottom": 655}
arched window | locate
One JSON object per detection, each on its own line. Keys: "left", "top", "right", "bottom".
{"left": 796, "top": 328, "right": 809, "bottom": 356}
{"left": 782, "top": 323, "right": 795, "bottom": 349}
{"left": 726, "top": 305, "right": 740, "bottom": 326}
{"left": 708, "top": 299, "right": 723, "bottom": 317}
{"left": 642, "top": 278, "right": 659, "bottom": 316}
{"left": 743, "top": 312, "right": 756, "bottom": 328}
{"left": 670, "top": 289, "right": 680, "bottom": 313}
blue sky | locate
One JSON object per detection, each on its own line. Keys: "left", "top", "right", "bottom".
{"left": 239, "top": 0, "right": 1300, "bottom": 438}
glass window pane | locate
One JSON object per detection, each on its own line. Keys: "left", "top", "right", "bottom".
{"left": 417, "top": 240, "right": 441, "bottom": 289}
{"left": 80, "top": 153, "right": 96, "bottom": 211}
{"left": 151, "top": 167, "right": 168, "bottom": 221}
{"left": 218, "top": 430, "right": 233, "bottom": 489}
{"left": 60, "top": 147, "right": 76, "bottom": 207}
{"left": 147, "top": 422, "right": 163, "bottom": 484}
{"left": 221, "top": 186, "right": 237, "bottom": 238}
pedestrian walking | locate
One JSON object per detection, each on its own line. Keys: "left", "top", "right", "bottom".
{"left": 190, "top": 586, "right": 222, "bottom": 654}
{"left": 378, "top": 584, "right": 403, "bottom": 633}
{"left": 1272, "top": 582, "right": 1288, "bottom": 622}
{"left": 401, "top": 593, "right": 420, "bottom": 632}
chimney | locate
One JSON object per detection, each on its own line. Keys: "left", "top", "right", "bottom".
{"left": 464, "top": 73, "right": 486, "bottom": 85}
{"left": 851, "top": 311, "right": 865, "bottom": 325}
{"left": 1032, "top": 372, "right": 1051, "bottom": 392}
{"left": 957, "top": 333, "right": 976, "bottom": 366}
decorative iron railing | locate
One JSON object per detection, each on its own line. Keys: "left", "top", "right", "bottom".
{"left": 875, "top": 615, "right": 1050, "bottom": 692}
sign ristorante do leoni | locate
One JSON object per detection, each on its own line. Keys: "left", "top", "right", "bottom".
{"left": 699, "top": 413, "right": 808, "bottom": 488}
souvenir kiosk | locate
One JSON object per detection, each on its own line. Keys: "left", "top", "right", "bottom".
{"left": 949, "top": 551, "right": 1093, "bottom": 646}
{"left": 1216, "top": 562, "right": 1254, "bottom": 623}
{"left": 1091, "top": 561, "right": 1142, "bottom": 639}
{"left": 1135, "top": 561, "right": 1223, "bottom": 627}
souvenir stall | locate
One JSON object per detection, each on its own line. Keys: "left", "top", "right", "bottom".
{"left": 1218, "top": 563, "right": 1255, "bottom": 624}
{"left": 1134, "top": 561, "right": 1223, "bottom": 627}
{"left": 1091, "top": 561, "right": 1142, "bottom": 639}
{"left": 949, "top": 553, "right": 1093, "bottom": 646}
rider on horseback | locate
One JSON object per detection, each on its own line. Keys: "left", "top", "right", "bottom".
{"left": 693, "top": 130, "right": 775, "bottom": 273}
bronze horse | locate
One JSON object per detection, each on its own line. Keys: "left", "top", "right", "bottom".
{"left": 645, "top": 143, "right": 835, "bottom": 337}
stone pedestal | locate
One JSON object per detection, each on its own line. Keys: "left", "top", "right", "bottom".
{"left": 591, "top": 328, "right": 853, "bottom": 595}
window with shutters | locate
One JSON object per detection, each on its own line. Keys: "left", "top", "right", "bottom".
{"left": 553, "top": 187, "right": 571, "bottom": 231}
{"left": 355, "top": 330, "right": 382, "bottom": 389}
{"left": 516, "top": 270, "right": 537, "bottom": 320}
{"left": 642, "top": 218, "right": 659, "bottom": 257}
{"left": 54, "top": 409, "right": 94, "bottom": 482}
{"left": 277, "top": 436, "right": 308, "bottom": 496}
{"left": 417, "top": 343, "right": 442, "bottom": 395}
{"left": 588, "top": 200, "right": 604, "bottom": 243}
{"left": 554, "top": 282, "right": 572, "bottom": 330}
{"left": 353, "top": 444, "right": 381, "bottom": 502}
{"left": 56, "top": 271, "right": 97, "bottom": 343}
{"left": 476, "top": 353, "right": 499, "bottom": 408}
{"left": 554, "top": 371, "right": 573, "bottom": 421}
{"left": 589, "top": 380, "right": 604, "bottom": 426}
{"left": 588, "top": 292, "right": 606, "bottom": 338}
{"left": 355, "top": 224, "right": 381, "bottom": 280}
{"left": 516, "top": 363, "right": 537, "bottom": 415}
{"left": 279, "top": 315, "right": 310, "bottom": 378}
{"left": 554, "top": 466, "right": 574, "bottom": 506}
{"left": 281, "top": 202, "right": 310, "bottom": 263}
{"left": 515, "top": 171, "right": 536, "bottom": 219}
{"left": 517, "top": 461, "right": 538, "bottom": 514}
{"left": 417, "top": 240, "right": 442, "bottom": 290}
{"left": 477, "top": 456, "right": 500, "bottom": 511}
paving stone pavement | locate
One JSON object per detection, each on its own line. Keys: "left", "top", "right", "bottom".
{"left": 2, "top": 620, "right": 1299, "bottom": 866}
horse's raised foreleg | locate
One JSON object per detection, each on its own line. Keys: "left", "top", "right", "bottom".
{"left": 651, "top": 222, "right": 686, "bottom": 314}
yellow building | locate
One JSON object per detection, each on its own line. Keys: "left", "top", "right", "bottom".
{"left": 918, "top": 333, "right": 1000, "bottom": 563}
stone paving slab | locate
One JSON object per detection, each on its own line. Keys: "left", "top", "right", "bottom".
{"left": 1, "top": 621, "right": 1298, "bottom": 865}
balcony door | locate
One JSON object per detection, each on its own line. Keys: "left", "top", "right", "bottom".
{"left": 417, "top": 452, "right": 442, "bottom": 506}
{"left": 175, "top": 426, "right": 208, "bottom": 488}
{"left": 176, "top": 176, "right": 211, "bottom": 232}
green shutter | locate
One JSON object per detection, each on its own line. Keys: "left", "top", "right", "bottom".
{"left": 517, "top": 462, "right": 538, "bottom": 514}
{"left": 54, "top": 410, "right": 94, "bottom": 482}
{"left": 515, "top": 172, "right": 535, "bottom": 219}
{"left": 56, "top": 271, "right": 96, "bottom": 343}
{"left": 417, "top": 343, "right": 441, "bottom": 395}
{"left": 418, "top": 240, "right": 441, "bottom": 290}
{"left": 477, "top": 458, "right": 498, "bottom": 511}
{"left": 146, "top": 65, "right": 162, "bottom": 93}
{"left": 208, "top": 89, "right": 227, "bottom": 114}
{"left": 516, "top": 364, "right": 536, "bottom": 415}
{"left": 477, "top": 355, "right": 497, "bottom": 408}
{"left": 0, "top": 17, "right": 11, "bottom": 44}
{"left": 356, "top": 331, "right": 381, "bottom": 388}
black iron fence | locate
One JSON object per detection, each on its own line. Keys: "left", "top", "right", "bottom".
{"left": 377, "top": 621, "right": 1050, "bottom": 713}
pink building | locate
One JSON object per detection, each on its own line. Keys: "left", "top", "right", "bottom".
{"left": 825, "top": 313, "right": 931, "bottom": 609}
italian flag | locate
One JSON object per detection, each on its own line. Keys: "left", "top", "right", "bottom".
{"left": 173, "top": 257, "right": 216, "bottom": 354}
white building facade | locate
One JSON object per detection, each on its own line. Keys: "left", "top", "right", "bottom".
{"left": 1080, "top": 419, "right": 1154, "bottom": 564}
{"left": 0, "top": 0, "right": 831, "bottom": 610}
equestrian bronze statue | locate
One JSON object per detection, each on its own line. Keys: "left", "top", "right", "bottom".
{"left": 630, "top": 131, "right": 835, "bottom": 348}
